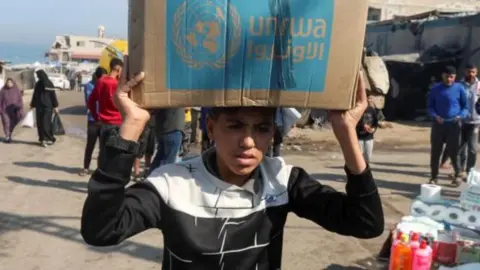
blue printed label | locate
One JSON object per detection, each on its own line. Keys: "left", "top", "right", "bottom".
{"left": 166, "top": 0, "right": 334, "bottom": 92}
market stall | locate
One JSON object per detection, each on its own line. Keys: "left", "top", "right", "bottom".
{"left": 385, "top": 170, "right": 480, "bottom": 269}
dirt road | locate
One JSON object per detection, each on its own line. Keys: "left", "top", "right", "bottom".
{"left": 0, "top": 91, "right": 463, "bottom": 269}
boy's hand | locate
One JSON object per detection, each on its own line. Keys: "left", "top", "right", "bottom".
{"left": 435, "top": 116, "right": 444, "bottom": 124}
{"left": 364, "top": 124, "right": 374, "bottom": 133}
{"left": 328, "top": 71, "right": 367, "bottom": 134}
{"left": 328, "top": 71, "right": 368, "bottom": 174}
{"left": 114, "top": 55, "right": 150, "bottom": 142}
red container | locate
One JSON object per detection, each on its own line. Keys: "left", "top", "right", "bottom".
{"left": 435, "top": 231, "right": 457, "bottom": 265}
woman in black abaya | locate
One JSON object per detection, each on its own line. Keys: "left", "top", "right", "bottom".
{"left": 30, "top": 70, "right": 59, "bottom": 147}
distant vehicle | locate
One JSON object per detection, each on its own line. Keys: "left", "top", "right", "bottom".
{"left": 46, "top": 73, "right": 70, "bottom": 90}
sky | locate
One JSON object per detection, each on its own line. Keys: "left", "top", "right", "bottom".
{"left": 0, "top": 0, "right": 128, "bottom": 44}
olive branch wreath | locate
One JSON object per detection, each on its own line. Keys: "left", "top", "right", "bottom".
{"left": 172, "top": 2, "right": 242, "bottom": 69}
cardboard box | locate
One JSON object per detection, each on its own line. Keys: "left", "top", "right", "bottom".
{"left": 129, "top": 0, "right": 368, "bottom": 109}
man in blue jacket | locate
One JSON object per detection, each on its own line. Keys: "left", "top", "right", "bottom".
{"left": 459, "top": 63, "right": 480, "bottom": 176}
{"left": 428, "top": 66, "right": 468, "bottom": 187}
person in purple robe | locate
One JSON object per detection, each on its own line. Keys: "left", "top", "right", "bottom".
{"left": 0, "top": 78, "right": 24, "bottom": 143}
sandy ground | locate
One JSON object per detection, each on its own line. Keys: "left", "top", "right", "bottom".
{"left": 0, "top": 91, "right": 465, "bottom": 270}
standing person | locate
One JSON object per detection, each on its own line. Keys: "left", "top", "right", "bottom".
{"left": 148, "top": 108, "right": 185, "bottom": 174}
{"left": 80, "top": 71, "right": 384, "bottom": 269}
{"left": 268, "top": 108, "right": 284, "bottom": 157}
{"left": 133, "top": 117, "right": 156, "bottom": 180}
{"left": 0, "top": 78, "right": 24, "bottom": 143}
{"left": 200, "top": 107, "right": 213, "bottom": 152}
{"left": 79, "top": 67, "right": 107, "bottom": 176}
{"left": 77, "top": 73, "right": 83, "bottom": 92}
{"left": 87, "top": 58, "right": 124, "bottom": 169}
{"left": 428, "top": 66, "right": 468, "bottom": 186}
{"left": 459, "top": 63, "right": 480, "bottom": 176}
{"left": 30, "top": 70, "right": 59, "bottom": 147}
{"left": 69, "top": 72, "right": 76, "bottom": 91}
{"left": 356, "top": 99, "right": 379, "bottom": 163}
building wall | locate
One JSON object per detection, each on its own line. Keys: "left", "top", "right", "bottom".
{"left": 368, "top": 0, "right": 479, "bottom": 21}
{"left": 365, "top": 13, "right": 480, "bottom": 66}
{"left": 67, "top": 36, "right": 115, "bottom": 54}
{"left": 48, "top": 35, "right": 115, "bottom": 62}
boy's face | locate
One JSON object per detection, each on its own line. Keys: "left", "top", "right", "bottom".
{"left": 442, "top": 73, "right": 456, "bottom": 86}
{"left": 207, "top": 108, "right": 275, "bottom": 177}
{"left": 112, "top": 65, "right": 123, "bottom": 78}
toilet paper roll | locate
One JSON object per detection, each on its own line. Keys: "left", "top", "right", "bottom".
{"left": 443, "top": 207, "right": 465, "bottom": 225}
{"left": 463, "top": 211, "right": 479, "bottom": 228}
{"left": 428, "top": 205, "right": 447, "bottom": 221}
{"left": 420, "top": 184, "right": 442, "bottom": 202}
{"left": 411, "top": 200, "right": 429, "bottom": 216}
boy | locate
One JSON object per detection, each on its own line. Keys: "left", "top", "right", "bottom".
{"left": 81, "top": 71, "right": 384, "bottom": 269}
{"left": 427, "top": 66, "right": 468, "bottom": 186}
{"left": 356, "top": 98, "right": 379, "bottom": 163}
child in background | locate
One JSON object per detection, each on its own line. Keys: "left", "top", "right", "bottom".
{"left": 180, "top": 107, "right": 192, "bottom": 159}
{"left": 356, "top": 98, "right": 379, "bottom": 163}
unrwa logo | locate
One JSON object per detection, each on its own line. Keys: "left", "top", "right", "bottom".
{"left": 172, "top": 0, "right": 241, "bottom": 69}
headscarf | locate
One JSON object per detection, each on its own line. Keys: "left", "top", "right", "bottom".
{"left": 0, "top": 78, "right": 23, "bottom": 114}
{"left": 35, "top": 69, "right": 55, "bottom": 90}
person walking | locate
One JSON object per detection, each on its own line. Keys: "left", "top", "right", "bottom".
{"left": 79, "top": 67, "right": 107, "bottom": 176}
{"left": 459, "top": 63, "right": 480, "bottom": 177}
{"left": 428, "top": 66, "right": 468, "bottom": 187}
{"left": 0, "top": 78, "right": 24, "bottom": 143}
{"left": 148, "top": 108, "right": 185, "bottom": 174}
{"left": 87, "top": 58, "right": 124, "bottom": 168}
{"left": 30, "top": 70, "right": 59, "bottom": 147}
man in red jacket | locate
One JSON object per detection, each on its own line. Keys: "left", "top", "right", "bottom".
{"left": 88, "top": 58, "right": 124, "bottom": 168}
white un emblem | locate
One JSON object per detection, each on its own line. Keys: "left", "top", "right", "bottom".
{"left": 172, "top": 0, "right": 242, "bottom": 69}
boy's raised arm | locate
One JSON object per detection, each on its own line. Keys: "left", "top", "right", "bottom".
{"left": 287, "top": 71, "right": 384, "bottom": 239}
{"left": 81, "top": 131, "right": 162, "bottom": 246}
{"left": 287, "top": 165, "right": 384, "bottom": 239}
{"left": 81, "top": 70, "right": 163, "bottom": 246}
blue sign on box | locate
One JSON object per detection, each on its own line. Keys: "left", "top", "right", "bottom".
{"left": 165, "top": 0, "right": 333, "bottom": 92}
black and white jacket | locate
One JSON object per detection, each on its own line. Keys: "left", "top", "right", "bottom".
{"left": 81, "top": 147, "right": 384, "bottom": 270}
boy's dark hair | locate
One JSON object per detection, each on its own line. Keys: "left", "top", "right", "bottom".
{"left": 466, "top": 62, "right": 477, "bottom": 70}
{"left": 208, "top": 107, "right": 276, "bottom": 121}
{"left": 443, "top": 66, "right": 456, "bottom": 75}
{"left": 109, "top": 58, "right": 124, "bottom": 71}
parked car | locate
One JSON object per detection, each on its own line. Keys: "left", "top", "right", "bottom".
{"left": 46, "top": 72, "right": 70, "bottom": 90}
